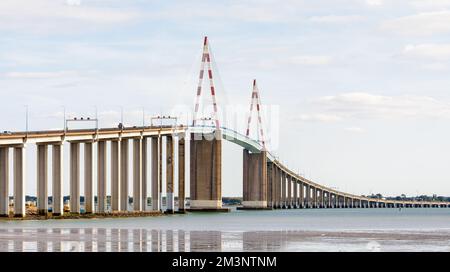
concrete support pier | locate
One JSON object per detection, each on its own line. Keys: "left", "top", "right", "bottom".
{"left": 178, "top": 136, "right": 185, "bottom": 212}
{"left": 120, "top": 139, "right": 129, "bottom": 212}
{"left": 52, "top": 144, "right": 63, "bottom": 216}
{"left": 269, "top": 164, "right": 276, "bottom": 208}
{"left": 293, "top": 179, "right": 298, "bottom": 208}
{"left": 299, "top": 182, "right": 304, "bottom": 208}
{"left": 320, "top": 191, "right": 324, "bottom": 207}
{"left": 281, "top": 172, "right": 287, "bottom": 208}
{"left": 0, "top": 147, "right": 9, "bottom": 216}
{"left": 287, "top": 176, "right": 292, "bottom": 208}
{"left": 84, "top": 142, "right": 93, "bottom": 214}
{"left": 312, "top": 187, "right": 317, "bottom": 208}
{"left": 266, "top": 163, "right": 273, "bottom": 208}
{"left": 305, "top": 184, "right": 311, "bottom": 208}
{"left": 37, "top": 144, "right": 48, "bottom": 215}
{"left": 97, "top": 141, "right": 107, "bottom": 213}
{"left": 189, "top": 132, "right": 227, "bottom": 211}
{"left": 165, "top": 136, "right": 174, "bottom": 213}
{"left": 69, "top": 142, "right": 80, "bottom": 214}
{"left": 141, "top": 137, "right": 148, "bottom": 211}
{"left": 275, "top": 167, "right": 281, "bottom": 208}
{"left": 111, "top": 140, "right": 120, "bottom": 212}
{"left": 151, "top": 137, "right": 160, "bottom": 211}
{"left": 13, "top": 146, "right": 26, "bottom": 217}
{"left": 133, "top": 138, "right": 142, "bottom": 212}
{"left": 240, "top": 150, "right": 268, "bottom": 210}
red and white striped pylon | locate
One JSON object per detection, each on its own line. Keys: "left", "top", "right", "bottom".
{"left": 192, "top": 36, "right": 220, "bottom": 130}
{"left": 246, "top": 79, "right": 266, "bottom": 150}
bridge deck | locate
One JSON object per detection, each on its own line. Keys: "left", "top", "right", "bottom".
{"left": 0, "top": 126, "right": 186, "bottom": 145}
{"left": 1, "top": 125, "right": 448, "bottom": 207}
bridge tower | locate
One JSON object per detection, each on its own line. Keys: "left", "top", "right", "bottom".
{"left": 240, "top": 79, "right": 270, "bottom": 210}
{"left": 189, "top": 36, "right": 225, "bottom": 211}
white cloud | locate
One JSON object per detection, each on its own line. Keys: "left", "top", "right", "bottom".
{"left": 421, "top": 62, "right": 449, "bottom": 71}
{"left": 66, "top": 0, "right": 81, "bottom": 6}
{"left": 402, "top": 44, "right": 450, "bottom": 61}
{"left": 344, "top": 127, "right": 365, "bottom": 133}
{"left": 381, "top": 11, "right": 450, "bottom": 35}
{"left": 410, "top": 0, "right": 450, "bottom": 9}
{"left": 301, "top": 92, "right": 450, "bottom": 121}
{"left": 296, "top": 113, "right": 343, "bottom": 122}
{"left": 366, "top": 0, "right": 383, "bottom": 6}
{"left": 309, "top": 15, "right": 365, "bottom": 23}
{"left": 0, "top": 0, "right": 141, "bottom": 32}
{"left": 260, "top": 55, "right": 333, "bottom": 69}
{"left": 291, "top": 55, "right": 333, "bottom": 66}
{"left": 4, "top": 71, "right": 81, "bottom": 79}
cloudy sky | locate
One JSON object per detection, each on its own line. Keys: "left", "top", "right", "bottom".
{"left": 1, "top": 0, "right": 450, "bottom": 197}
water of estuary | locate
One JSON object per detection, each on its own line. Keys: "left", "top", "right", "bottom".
{"left": 1, "top": 208, "right": 450, "bottom": 252}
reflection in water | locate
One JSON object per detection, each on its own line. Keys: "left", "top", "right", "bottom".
{"left": 1, "top": 228, "right": 450, "bottom": 252}
{"left": 190, "top": 231, "right": 222, "bottom": 252}
{"left": 178, "top": 230, "right": 185, "bottom": 252}
{"left": 0, "top": 228, "right": 219, "bottom": 252}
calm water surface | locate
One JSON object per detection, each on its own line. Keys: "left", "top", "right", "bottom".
{"left": 1, "top": 208, "right": 450, "bottom": 252}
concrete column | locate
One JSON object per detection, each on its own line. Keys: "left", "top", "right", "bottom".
{"left": 287, "top": 175, "right": 292, "bottom": 208}
{"left": 13, "top": 145, "right": 26, "bottom": 217}
{"left": 178, "top": 136, "right": 185, "bottom": 212}
{"left": 133, "top": 138, "right": 142, "bottom": 212}
{"left": 293, "top": 179, "right": 298, "bottom": 208}
{"left": 281, "top": 172, "right": 286, "bottom": 208}
{"left": 304, "top": 184, "right": 310, "bottom": 208}
{"left": 37, "top": 144, "right": 48, "bottom": 215}
{"left": 242, "top": 149, "right": 267, "bottom": 209}
{"left": 275, "top": 167, "right": 281, "bottom": 208}
{"left": 84, "top": 142, "right": 93, "bottom": 214}
{"left": 151, "top": 137, "right": 160, "bottom": 211}
{"left": 111, "top": 140, "right": 120, "bottom": 212}
{"left": 52, "top": 144, "right": 63, "bottom": 216}
{"left": 159, "top": 137, "right": 163, "bottom": 209}
{"left": 166, "top": 136, "right": 174, "bottom": 213}
{"left": 266, "top": 163, "right": 272, "bottom": 208}
{"left": 312, "top": 187, "right": 317, "bottom": 208}
{"left": 316, "top": 189, "right": 321, "bottom": 208}
{"left": 320, "top": 190, "right": 325, "bottom": 208}
{"left": 97, "top": 141, "right": 107, "bottom": 213}
{"left": 299, "top": 182, "right": 304, "bottom": 208}
{"left": 141, "top": 137, "right": 148, "bottom": 211}
{"left": 0, "top": 147, "right": 9, "bottom": 217}
{"left": 270, "top": 165, "right": 276, "bottom": 208}
{"left": 69, "top": 142, "right": 80, "bottom": 214}
{"left": 189, "top": 132, "right": 223, "bottom": 211}
{"left": 120, "top": 138, "right": 129, "bottom": 212}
